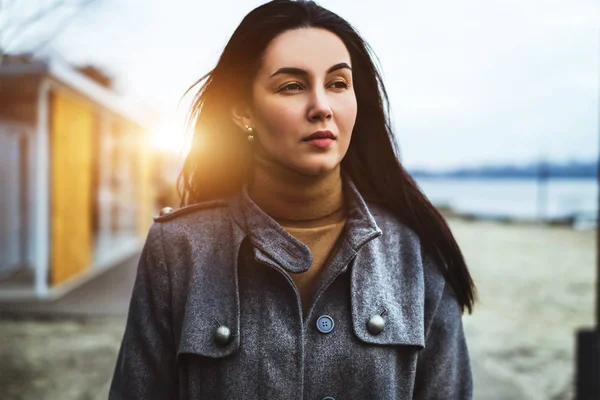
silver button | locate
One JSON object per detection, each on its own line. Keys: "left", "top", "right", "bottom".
{"left": 367, "top": 314, "right": 385, "bottom": 335}
{"left": 214, "top": 325, "right": 232, "bottom": 345}
{"left": 160, "top": 206, "right": 174, "bottom": 216}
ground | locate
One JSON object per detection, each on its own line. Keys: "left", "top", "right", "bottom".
{"left": 456, "top": 218, "right": 595, "bottom": 399}
{"left": 0, "top": 217, "right": 595, "bottom": 399}
{"left": 0, "top": 315, "right": 123, "bottom": 400}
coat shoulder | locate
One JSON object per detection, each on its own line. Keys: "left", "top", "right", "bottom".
{"left": 365, "top": 199, "right": 449, "bottom": 313}
{"left": 153, "top": 200, "right": 228, "bottom": 223}
{"left": 366, "top": 200, "right": 421, "bottom": 243}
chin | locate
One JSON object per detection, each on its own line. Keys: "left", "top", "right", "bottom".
{"left": 295, "top": 157, "right": 340, "bottom": 176}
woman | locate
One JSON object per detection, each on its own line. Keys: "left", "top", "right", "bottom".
{"left": 110, "top": 0, "right": 476, "bottom": 398}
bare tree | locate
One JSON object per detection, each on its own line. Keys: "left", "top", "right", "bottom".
{"left": 0, "top": 0, "right": 97, "bottom": 63}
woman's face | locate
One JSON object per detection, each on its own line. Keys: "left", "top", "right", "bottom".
{"left": 237, "top": 28, "right": 357, "bottom": 176}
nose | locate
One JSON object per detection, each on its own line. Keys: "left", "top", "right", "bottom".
{"left": 307, "top": 88, "right": 332, "bottom": 122}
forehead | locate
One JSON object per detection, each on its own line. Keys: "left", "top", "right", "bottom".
{"left": 260, "top": 28, "right": 351, "bottom": 75}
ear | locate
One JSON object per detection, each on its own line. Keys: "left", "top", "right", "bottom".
{"left": 231, "top": 103, "right": 253, "bottom": 132}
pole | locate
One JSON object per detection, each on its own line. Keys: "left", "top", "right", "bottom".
{"left": 597, "top": 61, "right": 600, "bottom": 329}
{"left": 574, "top": 30, "right": 600, "bottom": 400}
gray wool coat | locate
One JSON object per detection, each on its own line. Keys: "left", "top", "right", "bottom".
{"left": 109, "top": 177, "right": 473, "bottom": 400}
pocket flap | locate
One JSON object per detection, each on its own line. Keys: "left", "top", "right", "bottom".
{"left": 177, "top": 318, "right": 240, "bottom": 359}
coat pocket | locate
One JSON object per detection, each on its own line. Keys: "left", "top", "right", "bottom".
{"left": 177, "top": 321, "right": 240, "bottom": 360}
{"left": 351, "top": 305, "right": 426, "bottom": 349}
{"left": 176, "top": 324, "right": 242, "bottom": 399}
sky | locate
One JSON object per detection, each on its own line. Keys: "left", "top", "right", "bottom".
{"left": 5, "top": 0, "right": 600, "bottom": 170}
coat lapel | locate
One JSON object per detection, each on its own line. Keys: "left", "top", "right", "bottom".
{"left": 350, "top": 200, "right": 443, "bottom": 348}
{"left": 349, "top": 228, "right": 427, "bottom": 349}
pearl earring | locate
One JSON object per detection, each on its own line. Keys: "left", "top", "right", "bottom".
{"left": 244, "top": 125, "right": 254, "bottom": 142}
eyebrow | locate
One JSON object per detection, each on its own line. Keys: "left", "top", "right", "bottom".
{"left": 268, "top": 62, "right": 352, "bottom": 79}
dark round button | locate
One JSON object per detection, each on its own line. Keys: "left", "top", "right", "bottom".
{"left": 316, "top": 315, "right": 335, "bottom": 334}
{"left": 321, "top": 397, "right": 336, "bottom": 400}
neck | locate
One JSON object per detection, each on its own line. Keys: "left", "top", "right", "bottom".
{"left": 248, "top": 152, "right": 344, "bottom": 222}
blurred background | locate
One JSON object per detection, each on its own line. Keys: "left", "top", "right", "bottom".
{"left": 0, "top": 0, "right": 598, "bottom": 399}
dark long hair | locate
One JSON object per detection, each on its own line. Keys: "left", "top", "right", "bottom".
{"left": 178, "top": 0, "right": 477, "bottom": 313}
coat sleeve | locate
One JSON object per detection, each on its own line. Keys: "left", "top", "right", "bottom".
{"left": 413, "top": 282, "right": 473, "bottom": 399}
{"left": 109, "top": 224, "right": 179, "bottom": 399}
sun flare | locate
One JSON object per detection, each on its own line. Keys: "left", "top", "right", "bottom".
{"left": 150, "top": 119, "right": 190, "bottom": 155}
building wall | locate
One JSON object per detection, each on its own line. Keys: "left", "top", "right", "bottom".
{"left": 0, "top": 68, "right": 155, "bottom": 293}
{"left": 133, "top": 125, "right": 153, "bottom": 236}
{"left": 0, "top": 123, "right": 30, "bottom": 272}
{"left": 0, "top": 76, "right": 40, "bottom": 124}
{"left": 0, "top": 74, "right": 39, "bottom": 277}
{"left": 49, "top": 90, "right": 94, "bottom": 286}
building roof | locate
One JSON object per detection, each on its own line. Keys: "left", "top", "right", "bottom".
{"left": 0, "top": 56, "right": 150, "bottom": 128}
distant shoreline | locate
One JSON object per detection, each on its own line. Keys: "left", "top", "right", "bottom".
{"left": 408, "top": 160, "right": 598, "bottom": 180}
{"left": 412, "top": 175, "right": 597, "bottom": 180}
{"left": 436, "top": 204, "right": 596, "bottom": 230}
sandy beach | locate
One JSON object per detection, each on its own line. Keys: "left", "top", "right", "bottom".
{"left": 452, "top": 218, "right": 596, "bottom": 399}
{"left": 0, "top": 217, "right": 595, "bottom": 399}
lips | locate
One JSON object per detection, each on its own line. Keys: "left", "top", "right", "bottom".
{"left": 303, "top": 130, "right": 336, "bottom": 141}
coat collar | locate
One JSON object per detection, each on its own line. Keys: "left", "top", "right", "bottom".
{"left": 229, "top": 172, "right": 383, "bottom": 274}
{"left": 176, "top": 173, "right": 426, "bottom": 360}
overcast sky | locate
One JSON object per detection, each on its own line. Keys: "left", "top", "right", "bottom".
{"left": 7, "top": 0, "right": 600, "bottom": 170}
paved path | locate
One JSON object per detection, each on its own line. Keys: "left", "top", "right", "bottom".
{"left": 1, "top": 254, "right": 139, "bottom": 317}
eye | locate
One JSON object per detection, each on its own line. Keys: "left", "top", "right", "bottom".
{"left": 329, "top": 80, "right": 349, "bottom": 89}
{"left": 279, "top": 82, "right": 303, "bottom": 92}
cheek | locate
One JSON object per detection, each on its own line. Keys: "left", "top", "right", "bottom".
{"left": 335, "top": 94, "right": 358, "bottom": 135}
{"left": 254, "top": 99, "right": 302, "bottom": 138}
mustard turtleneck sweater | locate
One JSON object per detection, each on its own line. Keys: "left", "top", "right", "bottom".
{"left": 248, "top": 152, "right": 347, "bottom": 313}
